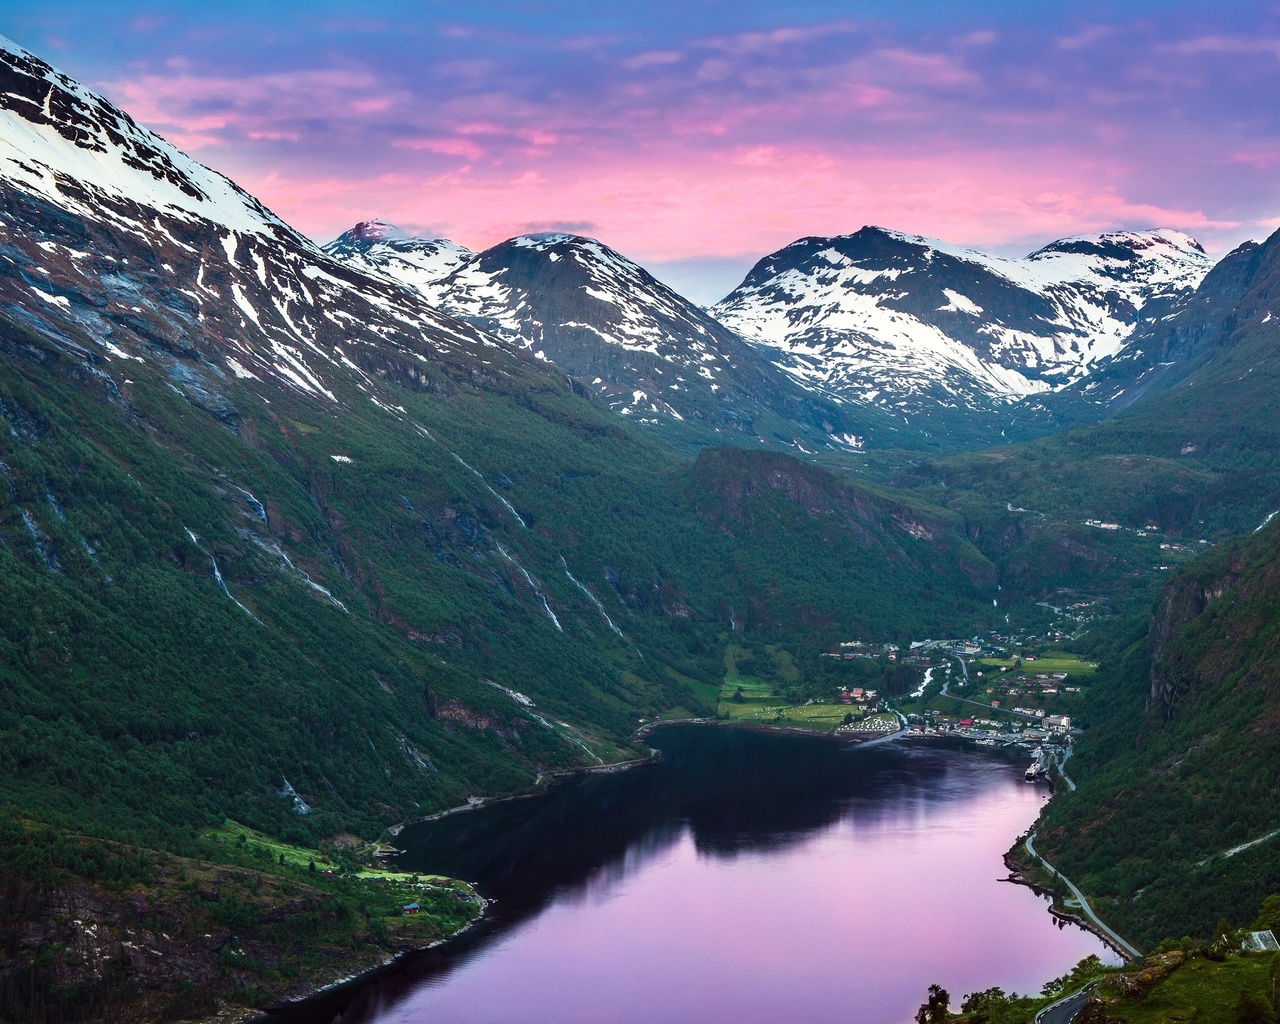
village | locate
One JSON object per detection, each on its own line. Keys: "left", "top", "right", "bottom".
{"left": 830, "top": 629, "right": 1094, "bottom": 777}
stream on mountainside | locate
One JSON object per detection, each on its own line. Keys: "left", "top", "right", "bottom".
{"left": 268, "top": 726, "right": 1115, "bottom": 1024}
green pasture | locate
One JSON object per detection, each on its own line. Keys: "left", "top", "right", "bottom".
{"left": 977, "top": 651, "right": 1096, "bottom": 676}
{"left": 718, "top": 699, "right": 888, "bottom": 731}
{"left": 1102, "top": 954, "right": 1275, "bottom": 1024}
{"left": 210, "top": 820, "right": 456, "bottom": 885}
{"left": 718, "top": 677, "right": 777, "bottom": 702}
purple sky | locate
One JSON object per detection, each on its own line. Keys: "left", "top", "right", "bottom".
{"left": 7, "top": 1, "right": 1280, "bottom": 301}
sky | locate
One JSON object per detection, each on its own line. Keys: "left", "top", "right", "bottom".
{"left": 7, "top": 1, "right": 1280, "bottom": 302}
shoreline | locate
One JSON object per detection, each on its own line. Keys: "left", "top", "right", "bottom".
{"left": 1001, "top": 848, "right": 1137, "bottom": 963}
{"left": 390, "top": 713, "right": 910, "bottom": 840}
{"left": 387, "top": 750, "right": 663, "bottom": 839}
{"left": 256, "top": 718, "right": 1043, "bottom": 1023}
{"left": 635, "top": 714, "right": 906, "bottom": 744}
{"left": 247, "top": 893, "right": 492, "bottom": 1023}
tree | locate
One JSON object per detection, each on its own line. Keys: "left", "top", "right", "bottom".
{"left": 1213, "top": 917, "right": 1242, "bottom": 957}
{"left": 1255, "top": 895, "right": 1280, "bottom": 935}
{"left": 916, "top": 984, "right": 950, "bottom": 1024}
{"left": 961, "top": 987, "right": 1008, "bottom": 1023}
{"left": 1270, "top": 953, "right": 1280, "bottom": 1012}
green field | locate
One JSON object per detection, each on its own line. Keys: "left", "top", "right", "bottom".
{"left": 977, "top": 651, "right": 1097, "bottom": 676}
{"left": 1097, "top": 953, "right": 1276, "bottom": 1024}
{"left": 719, "top": 678, "right": 777, "bottom": 702}
{"left": 718, "top": 698, "right": 895, "bottom": 732}
{"left": 209, "top": 820, "right": 461, "bottom": 884}
{"left": 712, "top": 643, "right": 902, "bottom": 731}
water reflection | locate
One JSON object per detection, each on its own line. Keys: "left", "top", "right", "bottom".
{"left": 269, "top": 728, "right": 1112, "bottom": 1024}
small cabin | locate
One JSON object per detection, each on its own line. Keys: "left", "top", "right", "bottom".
{"left": 403, "top": 902, "right": 420, "bottom": 914}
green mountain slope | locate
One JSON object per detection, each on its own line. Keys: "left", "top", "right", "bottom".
{"left": 868, "top": 227, "right": 1280, "bottom": 608}
{"left": 0, "top": 34, "right": 1003, "bottom": 867}
{"left": 0, "top": 304, "right": 997, "bottom": 850}
{"left": 1033, "top": 517, "right": 1280, "bottom": 949}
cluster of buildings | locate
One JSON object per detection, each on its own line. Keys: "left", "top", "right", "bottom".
{"left": 907, "top": 712, "right": 1071, "bottom": 744}
{"left": 828, "top": 641, "right": 901, "bottom": 662}
{"left": 837, "top": 687, "right": 878, "bottom": 705}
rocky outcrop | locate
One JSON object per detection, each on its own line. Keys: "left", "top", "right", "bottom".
{"left": 1146, "top": 563, "right": 1244, "bottom": 720}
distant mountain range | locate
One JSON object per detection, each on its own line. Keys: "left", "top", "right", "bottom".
{"left": 327, "top": 222, "right": 862, "bottom": 448}
{"left": 328, "top": 220, "right": 1216, "bottom": 449}
{"left": 714, "top": 227, "right": 1212, "bottom": 438}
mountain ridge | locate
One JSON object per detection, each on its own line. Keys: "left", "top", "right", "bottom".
{"left": 326, "top": 225, "right": 872, "bottom": 448}
{"left": 711, "top": 225, "right": 1214, "bottom": 442}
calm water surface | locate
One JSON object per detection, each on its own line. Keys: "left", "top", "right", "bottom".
{"left": 275, "top": 727, "right": 1115, "bottom": 1024}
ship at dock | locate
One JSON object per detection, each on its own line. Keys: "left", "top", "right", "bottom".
{"left": 1025, "top": 747, "right": 1049, "bottom": 782}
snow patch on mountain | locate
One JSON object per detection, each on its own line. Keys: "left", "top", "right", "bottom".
{"left": 326, "top": 226, "right": 847, "bottom": 435}
{"left": 327, "top": 220, "right": 472, "bottom": 293}
{"left": 713, "top": 226, "right": 1214, "bottom": 415}
{"left": 0, "top": 34, "right": 289, "bottom": 239}
{"left": 0, "top": 39, "right": 514, "bottom": 416}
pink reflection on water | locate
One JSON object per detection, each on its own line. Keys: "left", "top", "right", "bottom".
{"left": 374, "top": 766, "right": 1114, "bottom": 1024}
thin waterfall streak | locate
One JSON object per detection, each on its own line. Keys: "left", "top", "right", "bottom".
{"left": 451, "top": 452, "right": 527, "bottom": 528}
{"left": 496, "top": 542, "right": 562, "bottom": 631}
{"left": 560, "top": 556, "right": 624, "bottom": 638}
{"left": 186, "top": 529, "right": 263, "bottom": 624}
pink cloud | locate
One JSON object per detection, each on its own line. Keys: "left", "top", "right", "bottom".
{"left": 1229, "top": 147, "right": 1280, "bottom": 169}
{"left": 874, "top": 48, "right": 979, "bottom": 87}
{"left": 236, "top": 142, "right": 1240, "bottom": 268}
{"left": 704, "top": 22, "right": 860, "bottom": 55}
{"left": 393, "top": 136, "right": 485, "bottom": 160}
{"left": 100, "top": 68, "right": 386, "bottom": 147}
{"left": 128, "top": 15, "right": 168, "bottom": 34}
{"left": 348, "top": 96, "right": 394, "bottom": 115}
{"left": 519, "top": 129, "right": 558, "bottom": 147}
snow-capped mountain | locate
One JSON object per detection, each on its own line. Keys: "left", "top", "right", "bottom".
{"left": 327, "top": 220, "right": 473, "bottom": 291}
{"left": 0, "top": 36, "right": 524, "bottom": 419}
{"left": 327, "top": 228, "right": 859, "bottom": 443}
{"left": 1052, "top": 234, "right": 1273, "bottom": 417}
{"left": 712, "top": 226, "right": 1214, "bottom": 429}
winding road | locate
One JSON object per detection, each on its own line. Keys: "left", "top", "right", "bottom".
{"left": 1035, "top": 982, "right": 1099, "bottom": 1024}
{"left": 1024, "top": 833, "right": 1142, "bottom": 961}
{"left": 1056, "top": 746, "right": 1077, "bottom": 791}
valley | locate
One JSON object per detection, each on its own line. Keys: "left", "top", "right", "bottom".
{"left": 2, "top": 25, "right": 1280, "bottom": 1024}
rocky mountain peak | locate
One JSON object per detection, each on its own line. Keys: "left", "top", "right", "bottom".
{"left": 711, "top": 224, "right": 1215, "bottom": 441}
{"left": 0, "top": 34, "right": 295, "bottom": 242}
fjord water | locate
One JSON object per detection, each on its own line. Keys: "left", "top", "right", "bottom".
{"left": 283, "top": 728, "right": 1113, "bottom": 1024}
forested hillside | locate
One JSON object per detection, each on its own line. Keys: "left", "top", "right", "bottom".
{"left": 1034, "top": 517, "right": 1280, "bottom": 948}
